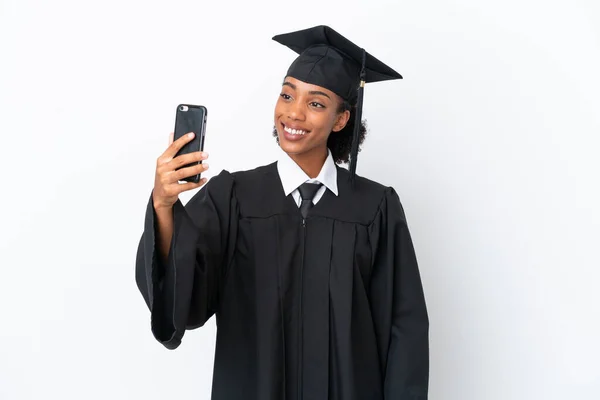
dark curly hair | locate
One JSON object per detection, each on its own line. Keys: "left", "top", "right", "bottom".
{"left": 272, "top": 99, "right": 368, "bottom": 165}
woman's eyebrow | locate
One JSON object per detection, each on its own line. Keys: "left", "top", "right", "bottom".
{"left": 282, "top": 81, "right": 331, "bottom": 99}
{"left": 308, "top": 90, "right": 331, "bottom": 99}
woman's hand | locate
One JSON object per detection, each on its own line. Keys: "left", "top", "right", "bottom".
{"left": 152, "top": 132, "right": 209, "bottom": 210}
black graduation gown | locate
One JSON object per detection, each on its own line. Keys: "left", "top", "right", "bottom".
{"left": 135, "top": 162, "right": 429, "bottom": 400}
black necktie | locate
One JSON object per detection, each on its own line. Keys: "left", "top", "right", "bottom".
{"left": 298, "top": 182, "right": 323, "bottom": 219}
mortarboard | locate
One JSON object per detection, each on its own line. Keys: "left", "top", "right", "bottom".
{"left": 272, "top": 25, "right": 402, "bottom": 182}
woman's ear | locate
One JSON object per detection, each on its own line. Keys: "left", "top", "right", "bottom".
{"left": 332, "top": 109, "right": 351, "bottom": 132}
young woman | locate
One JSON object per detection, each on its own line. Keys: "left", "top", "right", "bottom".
{"left": 136, "top": 25, "right": 429, "bottom": 400}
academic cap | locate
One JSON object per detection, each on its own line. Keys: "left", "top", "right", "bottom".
{"left": 272, "top": 25, "right": 402, "bottom": 181}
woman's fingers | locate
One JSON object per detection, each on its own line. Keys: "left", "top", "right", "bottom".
{"left": 170, "top": 162, "right": 210, "bottom": 183}
{"left": 165, "top": 150, "right": 209, "bottom": 170}
{"left": 158, "top": 132, "right": 196, "bottom": 165}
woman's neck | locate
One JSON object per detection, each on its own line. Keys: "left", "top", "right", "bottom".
{"left": 288, "top": 146, "right": 328, "bottom": 179}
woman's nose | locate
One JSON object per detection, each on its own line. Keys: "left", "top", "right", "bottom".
{"left": 288, "top": 101, "right": 306, "bottom": 121}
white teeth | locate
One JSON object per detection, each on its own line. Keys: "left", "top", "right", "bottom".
{"left": 284, "top": 125, "right": 307, "bottom": 135}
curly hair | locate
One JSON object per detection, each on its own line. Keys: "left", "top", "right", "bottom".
{"left": 272, "top": 99, "right": 368, "bottom": 165}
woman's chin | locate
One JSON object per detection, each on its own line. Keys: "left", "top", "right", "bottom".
{"left": 280, "top": 141, "right": 305, "bottom": 155}
{"left": 278, "top": 133, "right": 306, "bottom": 154}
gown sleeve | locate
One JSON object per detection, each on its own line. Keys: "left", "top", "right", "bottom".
{"left": 368, "top": 187, "right": 429, "bottom": 399}
{"left": 135, "top": 170, "right": 237, "bottom": 350}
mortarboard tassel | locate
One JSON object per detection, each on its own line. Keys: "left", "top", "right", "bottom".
{"left": 349, "top": 48, "right": 367, "bottom": 185}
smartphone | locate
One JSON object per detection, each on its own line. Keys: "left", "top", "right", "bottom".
{"left": 173, "top": 104, "right": 207, "bottom": 183}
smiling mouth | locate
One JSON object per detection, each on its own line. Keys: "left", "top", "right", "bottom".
{"left": 282, "top": 122, "right": 310, "bottom": 136}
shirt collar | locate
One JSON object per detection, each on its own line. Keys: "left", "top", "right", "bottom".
{"left": 276, "top": 147, "right": 338, "bottom": 197}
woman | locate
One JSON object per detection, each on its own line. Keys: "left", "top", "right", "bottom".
{"left": 135, "top": 25, "right": 429, "bottom": 400}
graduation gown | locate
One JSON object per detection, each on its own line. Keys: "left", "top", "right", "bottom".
{"left": 135, "top": 162, "right": 429, "bottom": 400}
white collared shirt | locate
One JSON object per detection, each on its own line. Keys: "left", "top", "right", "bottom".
{"left": 276, "top": 147, "right": 338, "bottom": 207}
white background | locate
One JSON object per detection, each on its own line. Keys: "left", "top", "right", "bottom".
{"left": 1, "top": 0, "right": 599, "bottom": 399}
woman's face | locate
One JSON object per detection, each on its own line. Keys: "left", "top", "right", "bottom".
{"left": 274, "top": 76, "right": 350, "bottom": 158}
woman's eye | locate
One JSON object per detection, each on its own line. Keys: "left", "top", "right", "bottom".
{"left": 280, "top": 93, "right": 291, "bottom": 100}
{"left": 310, "top": 102, "right": 325, "bottom": 108}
